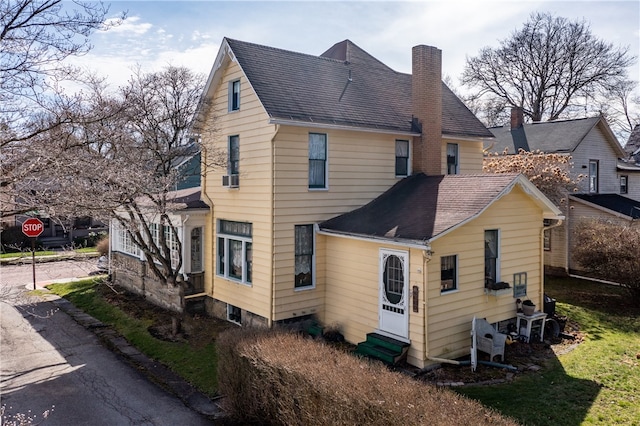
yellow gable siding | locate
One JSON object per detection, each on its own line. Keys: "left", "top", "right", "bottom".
{"left": 442, "top": 137, "right": 484, "bottom": 174}
{"left": 202, "top": 58, "right": 275, "bottom": 319}
{"left": 271, "top": 127, "right": 407, "bottom": 320}
{"left": 426, "top": 185, "right": 544, "bottom": 359}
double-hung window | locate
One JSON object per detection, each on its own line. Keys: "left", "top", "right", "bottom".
{"left": 395, "top": 140, "right": 409, "bottom": 177}
{"left": 294, "top": 225, "right": 314, "bottom": 288}
{"left": 113, "top": 221, "right": 139, "bottom": 257}
{"left": 484, "top": 229, "right": 500, "bottom": 288}
{"left": 217, "top": 220, "right": 252, "bottom": 285}
{"left": 229, "top": 80, "right": 240, "bottom": 111}
{"left": 620, "top": 175, "right": 628, "bottom": 194}
{"left": 589, "top": 160, "right": 599, "bottom": 193}
{"left": 309, "top": 133, "right": 327, "bottom": 189}
{"left": 229, "top": 135, "right": 240, "bottom": 176}
{"left": 440, "top": 255, "right": 457, "bottom": 292}
{"left": 447, "top": 143, "right": 459, "bottom": 175}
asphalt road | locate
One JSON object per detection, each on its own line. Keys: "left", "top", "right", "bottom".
{"left": 0, "top": 261, "right": 213, "bottom": 425}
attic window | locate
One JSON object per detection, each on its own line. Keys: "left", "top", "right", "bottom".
{"left": 229, "top": 80, "right": 240, "bottom": 111}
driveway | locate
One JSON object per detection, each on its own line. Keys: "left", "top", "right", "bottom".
{"left": 0, "top": 261, "right": 214, "bottom": 425}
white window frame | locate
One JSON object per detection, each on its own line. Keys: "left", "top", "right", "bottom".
{"left": 228, "top": 79, "right": 240, "bottom": 112}
{"left": 484, "top": 229, "right": 500, "bottom": 287}
{"left": 217, "top": 220, "right": 252, "bottom": 285}
{"left": 440, "top": 255, "right": 458, "bottom": 293}
{"left": 446, "top": 143, "right": 459, "bottom": 175}
{"left": 227, "top": 304, "right": 241, "bottom": 325}
{"left": 513, "top": 272, "right": 527, "bottom": 298}
{"left": 589, "top": 160, "right": 599, "bottom": 193}
{"left": 308, "top": 133, "right": 328, "bottom": 190}
{"left": 620, "top": 175, "right": 628, "bottom": 194}
{"left": 294, "top": 224, "right": 315, "bottom": 290}
{"left": 113, "top": 220, "right": 140, "bottom": 257}
{"left": 395, "top": 139, "right": 410, "bottom": 177}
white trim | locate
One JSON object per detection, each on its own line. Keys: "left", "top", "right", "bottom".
{"left": 294, "top": 224, "right": 316, "bottom": 291}
{"left": 315, "top": 227, "right": 430, "bottom": 251}
{"left": 378, "top": 248, "right": 410, "bottom": 340}
{"left": 270, "top": 118, "right": 420, "bottom": 137}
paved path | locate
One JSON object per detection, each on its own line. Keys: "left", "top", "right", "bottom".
{"left": 0, "top": 261, "right": 217, "bottom": 425}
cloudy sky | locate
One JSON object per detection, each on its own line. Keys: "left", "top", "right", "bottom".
{"left": 70, "top": 0, "right": 639, "bottom": 90}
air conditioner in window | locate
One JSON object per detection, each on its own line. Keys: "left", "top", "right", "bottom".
{"left": 222, "top": 174, "right": 239, "bottom": 188}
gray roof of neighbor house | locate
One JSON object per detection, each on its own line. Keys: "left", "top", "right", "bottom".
{"left": 626, "top": 124, "right": 640, "bottom": 157}
{"left": 225, "top": 38, "right": 493, "bottom": 138}
{"left": 319, "top": 173, "right": 554, "bottom": 244}
{"left": 167, "top": 187, "right": 209, "bottom": 211}
{"left": 487, "top": 117, "right": 608, "bottom": 154}
{"left": 571, "top": 194, "right": 640, "bottom": 219}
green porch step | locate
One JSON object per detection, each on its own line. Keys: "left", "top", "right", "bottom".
{"left": 355, "top": 333, "right": 410, "bottom": 365}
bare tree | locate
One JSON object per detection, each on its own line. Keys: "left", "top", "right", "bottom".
{"left": 462, "top": 12, "right": 635, "bottom": 123}
{"left": 0, "top": 0, "right": 125, "bottom": 146}
{"left": 57, "top": 66, "right": 220, "bottom": 286}
{"left": 573, "top": 219, "right": 640, "bottom": 304}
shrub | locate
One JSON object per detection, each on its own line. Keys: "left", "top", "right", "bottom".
{"left": 95, "top": 235, "right": 110, "bottom": 256}
{"left": 217, "top": 328, "right": 517, "bottom": 426}
{"left": 1, "top": 225, "right": 32, "bottom": 252}
{"left": 573, "top": 219, "right": 640, "bottom": 303}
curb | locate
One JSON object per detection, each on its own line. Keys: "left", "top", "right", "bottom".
{"left": 49, "top": 294, "right": 226, "bottom": 421}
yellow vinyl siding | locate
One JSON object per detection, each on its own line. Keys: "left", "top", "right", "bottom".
{"left": 427, "top": 185, "right": 544, "bottom": 359}
{"left": 271, "top": 127, "right": 409, "bottom": 320}
{"left": 202, "top": 58, "right": 275, "bottom": 320}
{"left": 442, "top": 137, "right": 484, "bottom": 174}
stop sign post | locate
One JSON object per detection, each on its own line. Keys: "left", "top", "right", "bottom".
{"left": 22, "top": 218, "right": 44, "bottom": 289}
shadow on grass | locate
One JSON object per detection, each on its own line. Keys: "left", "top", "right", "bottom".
{"left": 456, "top": 353, "right": 602, "bottom": 426}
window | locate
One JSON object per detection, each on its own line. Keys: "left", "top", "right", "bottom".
{"left": 229, "top": 80, "right": 240, "bottom": 111}
{"left": 446, "top": 143, "right": 459, "bottom": 175}
{"left": 217, "top": 220, "right": 252, "bottom": 284}
{"left": 113, "top": 221, "right": 139, "bottom": 257}
{"left": 543, "top": 219, "right": 551, "bottom": 251}
{"left": 228, "top": 135, "right": 239, "bottom": 176}
{"left": 484, "top": 230, "right": 499, "bottom": 287}
{"left": 620, "top": 175, "right": 628, "bottom": 194}
{"left": 227, "top": 304, "right": 241, "bottom": 324}
{"left": 513, "top": 272, "right": 527, "bottom": 298}
{"left": 294, "top": 225, "right": 314, "bottom": 288}
{"left": 309, "top": 133, "right": 327, "bottom": 189}
{"left": 395, "top": 140, "right": 409, "bottom": 177}
{"left": 382, "top": 254, "right": 404, "bottom": 304}
{"left": 74, "top": 216, "right": 91, "bottom": 229}
{"left": 589, "top": 160, "right": 599, "bottom": 193}
{"left": 191, "top": 227, "right": 202, "bottom": 272}
{"left": 440, "top": 255, "right": 457, "bottom": 292}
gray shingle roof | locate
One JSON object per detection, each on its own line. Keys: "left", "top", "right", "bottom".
{"left": 487, "top": 117, "right": 601, "bottom": 154}
{"left": 572, "top": 194, "right": 640, "bottom": 219}
{"left": 319, "top": 173, "right": 523, "bottom": 243}
{"left": 226, "top": 38, "right": 492, "bottom": 138}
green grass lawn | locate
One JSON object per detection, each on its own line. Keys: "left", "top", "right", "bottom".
{"left": 0, "top": 248, "right": 97, "bottom": 259}
{"left": 457, "top": 276, "right": 640, "bottom": 425}
{"left": 47, "top": 279, "right": 219, "bottom": 397}
{"left": 47, "top": 276, "right": 639, "bottom": 424}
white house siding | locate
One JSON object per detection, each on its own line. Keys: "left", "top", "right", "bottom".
{"left": 572, "top": 124, "right": 623, "bottom": 194}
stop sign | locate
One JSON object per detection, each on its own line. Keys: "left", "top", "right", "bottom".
{"left": 22, "top": 217, "right": 44, "bottom": 238}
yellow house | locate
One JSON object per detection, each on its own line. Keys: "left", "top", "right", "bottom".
{"left": 196, "top": 38, "right": 562, "bottom": 368}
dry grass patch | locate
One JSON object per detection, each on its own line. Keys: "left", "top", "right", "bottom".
{"left": 218, "top": 328, "right": 518, "bottom": 426}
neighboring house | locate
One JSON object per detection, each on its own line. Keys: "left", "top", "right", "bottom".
{"left": 191, "top": 37, "right": 562, "bottom": 368}
{"left": 487, "top": 109, "right": 638, "bottom": 276}
{"left": 619, "top": 124, "right": 640, "bottom": 201}
{"left": 110, "top": 186, "right": 209, "bottom": 312}
{"left": 172, "top": 142, "right": 202, "bottom": 191}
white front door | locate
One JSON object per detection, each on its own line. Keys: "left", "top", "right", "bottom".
{"left": 378, "top": 249, "right": 409, "bottom": 339}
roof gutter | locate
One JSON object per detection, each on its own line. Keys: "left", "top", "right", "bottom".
{"left": 268, "top": 118, "right": 420, "bottom": 137}
{"left": 315, "top": 226, "right": 431, "bottom": 251}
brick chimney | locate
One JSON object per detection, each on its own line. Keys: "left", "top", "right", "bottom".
{"left": 510, "top": 107, "right": 524, "bottom": 130}
{"left": 412, "top": 45, "right": 442, "bottom": 176}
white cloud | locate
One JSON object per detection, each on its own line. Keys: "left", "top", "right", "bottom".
{"left": 102, "top": 15, "right": 153, "bottom": 35}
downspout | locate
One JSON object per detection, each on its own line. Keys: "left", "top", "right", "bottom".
{"left": 269, "top": 124, "right": 280, "bottom": 328}
{"left": 422, "top": 248, "right": 432, "bottom": 367}
{"left": 541, "top": 218, "right": 564, "bottom": 304}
